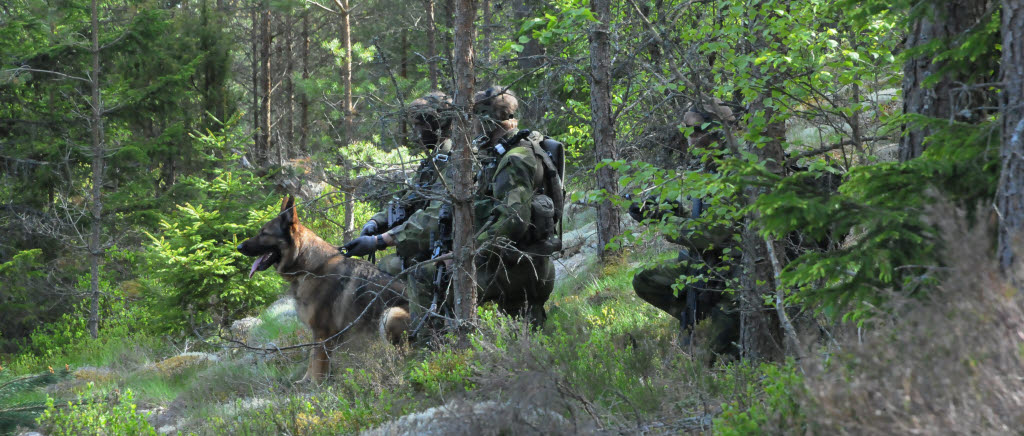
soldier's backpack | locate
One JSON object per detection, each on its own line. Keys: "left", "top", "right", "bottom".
{"left": 496, "top": 129, "right": 565, "bottom": 255}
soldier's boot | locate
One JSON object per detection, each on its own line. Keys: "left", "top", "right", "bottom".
{"left": 527, "top": 303, "right": 547, "bottom": 328}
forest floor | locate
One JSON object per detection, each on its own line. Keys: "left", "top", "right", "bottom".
{"left": 5, "top": 211, "right": 757, "bottom": 435}
{"left": 8, "top": 201, "right": 1020, "bottom": 435}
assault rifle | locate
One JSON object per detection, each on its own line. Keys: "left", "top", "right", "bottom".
{"left": 680, "top": 197, "right": 705, "bottom": 345}
{"left": 431, "top": 203, "right": 453, "bottom": 290}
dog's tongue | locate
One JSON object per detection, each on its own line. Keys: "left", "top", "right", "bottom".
{"left": 249, "top": 253, "right": 271, "bottom": 279}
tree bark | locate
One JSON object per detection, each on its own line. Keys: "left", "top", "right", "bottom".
{"left": 481, "top": 0, "right": 491, "bottom": 65}
{"left": 251, "top": 5, "right": 261, "bottom": 163}
{"left": 737, "top": 101, "right": 787, "bottom": 361}
{"left": 451, "top": 0, "right": 477, "bottom": 327}
{"left": 424, "top": 0, "right": 439, "bottom": 90}
{"left": 588, "top": 0, "right": 621, "bottom": 261}
{"left": 900, "top": 1, "right": 990, "bottom": 161}
{"left": 443, "top": 0, "right": 455, "bottom": 86}
{"left": 514, "top": 0, "right": 544, "bottom": 71}
{"left": 400, "top": 28, "right": 409, "bottom": 143}
{"left": 765, "top": 236, "right": 802, "bottom": 360}
{"left": 340, "top": 0, "right": 356, "bottom": 238}
{"left": 997, "top": 0, "right": 1024, "bottom": 272}
{"left": 258, "top": 0, "right": 272, "bottom": 166}
{"left": 88, "top": 0, "right": 104, "bottom": 339}
{"left": 284, "top": 12, "right": 294, "bottom": 158}
{"left": 300, "top": 10, "right": 310, "bottom": 154}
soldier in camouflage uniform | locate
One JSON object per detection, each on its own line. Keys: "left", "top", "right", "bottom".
{"left": 342, "top": 92, "right": 455, "bottom": 327}
{"left": 630, "top": 99, "right": 740, "bottom": 354}
{"left": 471, "top": 86, "right": 557, "bottom": 326}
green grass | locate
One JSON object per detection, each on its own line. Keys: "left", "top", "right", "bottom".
{"left": 5, "top": 239, "right": 790, "bottom": 435}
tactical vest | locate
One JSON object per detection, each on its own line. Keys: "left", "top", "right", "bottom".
{"left": 388, "top": 139, "right": 452, "bottom": 228}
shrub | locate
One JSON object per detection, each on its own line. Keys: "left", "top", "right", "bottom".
{"left": 0, "top": 369, "right": 71, "bottom": 434}
{"left": 36, "top": 384, "right": 157, "bottom": 436}
{"left": 141, "top": 170, "right": 284, "bottom": 333}
{"left": 793, "top": 213, "right": 1024, "bottom": 434}
{"left": 715, "top": 361, "right": 807, "bottom": 435}
{"left": 408, "top": 347, "right": 475, "bottom": 397}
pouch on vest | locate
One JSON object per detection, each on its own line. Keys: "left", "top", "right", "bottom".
{"left": 529, "top": 194, "right": 556, "bottom": 242}
{"left": 521, "top": 194, "right": 561, "bottom": 256}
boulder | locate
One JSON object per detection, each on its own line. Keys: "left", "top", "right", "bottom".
{"left": 361, "top": 400, "right": 576, "bottom": 436}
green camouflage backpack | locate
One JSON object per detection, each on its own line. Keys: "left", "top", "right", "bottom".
{"left": 493, "top": 129, "right": 565, "bottom": 255}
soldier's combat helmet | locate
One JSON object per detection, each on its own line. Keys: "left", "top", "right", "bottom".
{"left": 409, "top": 91, "right": 454, "bottom": 132}
{"left": 682, "top": 97, "right": 735, "bottom": 129}
{"left": 683, "top": 97, "right": 736, "bottom": 153}
{"left": 473, "top": 85, "right": 518, "bottom": 121}
{"left": 408, "top": 91, "right": 453, "bottom": 149}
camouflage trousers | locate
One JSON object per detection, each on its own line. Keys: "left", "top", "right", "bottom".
{"left": 378, "top": 253, "right": 441, "bottom": 322}
{"left": 476, "top": 252, "right": 555, "bottom": 326}
{"left": 379, "top": 251, "right": 554, "bottom": 329}
{"left": 632, "top": 252, "right": 738, "bottom": 356}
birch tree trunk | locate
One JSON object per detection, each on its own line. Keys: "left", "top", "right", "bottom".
{"left": 451, "top": 0, "right": 477, "bottom": 327}
{"left": 588, "top": 0, "right": 621, "bottom": 261}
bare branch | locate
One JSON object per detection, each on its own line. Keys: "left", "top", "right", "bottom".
{"left": 4, "top": 67, "right": 89, "bottom": 83}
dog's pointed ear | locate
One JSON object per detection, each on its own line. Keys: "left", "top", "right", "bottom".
{"left": 279, "top": 195, "right": 298, "bottom": 229}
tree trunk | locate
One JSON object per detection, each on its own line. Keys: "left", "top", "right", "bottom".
{"left": 300, "top": 10, "right": 310, "bottom": 154}
{"left": 451, "top": 0, "right": 477, "bottom": 327}
{"left": 514, "top": 0, "right": 545, "bottom": 122}
{"left": 588, "top": 0, "right": 621, "bottom": 261}
{"left": 514, "top": 0, "right": 543, "bottom": 71}
{"left": 443, "top": 0, "right": 455, "bottom": 86}
{"left": 340, "top": 0, "right": 356, "bottom": 238}
{"left": 997, "top": 0, "right": 1024, "bottom": 272}
{"left": 738, "top": 99, "right": 786, "bottom": 362}
{"left": 200, "top": 0, "right": 227, "bottom": 133}
{"left": 88, "top": 0, "right": 104, "bottom": 340}
{"left": 251, "top": 5, "right": 261, "bottom": 163}
{"left": 481, "top": 0, "right": 491, "bottom": 65}
{"left": 765, "top": 236, "right": 802, "bottom": 360}
{"left": 258, "top": 0, "right": 272, "bottom": 166}
{"left": 424, "top": 0, "right": 439, "bottom": 90}
{"left": 900, "top": 1, "right": 990, "bottom": 161}
{"left": 400, "top": 28, "right": 409, "bottom": 143}
{"left": 284, "top": 12, "right": 294, "bottom": 158}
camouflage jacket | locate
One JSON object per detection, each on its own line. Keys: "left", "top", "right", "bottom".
{"left": 474, "top": 129, "right": 545, "bottom": 246}
{"left": 389, "top": 201, "right": 443, "bottom": 263}
{"left": 628, "top": 194, "right": 735, "bottom": 253}
{"left": 370, "top": 139, "right": 453, "bottom": 231}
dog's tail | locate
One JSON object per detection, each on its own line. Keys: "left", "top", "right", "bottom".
{"left": 379, "top": 306, "right": 411, "bottom": 345}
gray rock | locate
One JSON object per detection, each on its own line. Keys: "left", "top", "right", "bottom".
{"left": 361, "top": 400, "right": 575, "bottom": 436}
{"left": 265, "top": 296, "right": 297, "bottom": 320}
{"left": 230, "top": 317, "right": 263, "bottom": 341}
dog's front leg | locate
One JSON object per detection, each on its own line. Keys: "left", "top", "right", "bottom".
{"left": 297, "top": 347, "right": 316, "bottom": 383}
{"left": 310, "top": 341, "right": 330, "bottom": 382}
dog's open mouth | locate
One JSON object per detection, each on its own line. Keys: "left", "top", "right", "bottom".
{"left": 248, "top": 251, "right": 281, "bottom": 278}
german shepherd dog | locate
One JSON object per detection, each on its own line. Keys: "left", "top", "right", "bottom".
{"left": 237, "top": 196, "right": 410, "bottom": 382}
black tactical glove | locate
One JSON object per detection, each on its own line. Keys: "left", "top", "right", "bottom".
{"left": 341, "top": 235, "right": 386, "bottom": 257}
{"left": 359, "top": 220, "right": 379, "bottom": 236}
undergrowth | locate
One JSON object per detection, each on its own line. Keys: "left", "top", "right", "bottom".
{"left": 13, "top": 218, "right": 1020, "bottom": 435}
